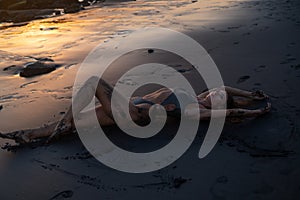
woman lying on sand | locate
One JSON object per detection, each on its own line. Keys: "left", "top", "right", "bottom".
{"left": 0, "top": 77, "right": 271, "bottom": 144}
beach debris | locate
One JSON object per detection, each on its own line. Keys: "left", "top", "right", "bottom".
{"left": 19, "top": 61, "right": 60, "bottom": 77}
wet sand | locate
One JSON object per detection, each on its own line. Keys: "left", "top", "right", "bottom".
{"left": 0, "top": 0, "right": 300, "bottom": 199}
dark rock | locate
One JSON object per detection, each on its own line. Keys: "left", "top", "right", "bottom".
{"left": 0, "top": 10, "right": 9, "bottom": 21}
{"left": 1, "top": 8, "right": 63, "bottom": 23}
{"left": 64, "top": 4, "right": 82, "bottom": 14}
{"left": 0, "top": 105, "right": 3, "bottom": 111}
{"left": 148, "top": 49, "right": 154, "bottom": 54}
{"left": 25, "top": 0, "right": 80, "bottom": 10}
{"left": 0, "top": 0, "right": 20, "bottom": 9}
{"left": 11, "top": 11, "right": 36, "bottom": 23}
{"left": 0, "top": 0, "right": 89, "bottom": 10}
{"left": 0, "top": 0, "right": 87, "bottom": 23}
{"left": 19, "top": 62, "right": 59, "bottom": 77}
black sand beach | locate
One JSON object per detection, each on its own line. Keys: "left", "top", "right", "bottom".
{"left": 0, "top": 0, "right": 300, "bottom": 199}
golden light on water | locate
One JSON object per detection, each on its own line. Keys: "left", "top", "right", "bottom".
{"left": 0, "top": 0, "right": 237, "bottom": 131}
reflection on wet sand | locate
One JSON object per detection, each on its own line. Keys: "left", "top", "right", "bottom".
{"left": 0, "top": 0, "right": 235, "bottom": 131}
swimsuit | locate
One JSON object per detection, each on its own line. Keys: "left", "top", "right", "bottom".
{"left": 133, "top": 88, "right": 197, "bottom": 109}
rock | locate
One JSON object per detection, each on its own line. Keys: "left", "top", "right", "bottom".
{"left": 11, "top": 11, "right": 36, "bottom": 23}
{"left": 0, "top": 105, "right": 3, "bottom": 111}
{"left": 64, "top": 3, "right": 82, "bottom": 14}
{"left": 25, "top": 0, "right": 80, "bottom": 9}
{"left": 0, "top": 0, "right": 89, "bottom": 23}
{"left": 0, "top": 10, "right": 9, "bottom": 21}
{"left": 19, "top": 61, "right": 59, "bottom": 77}
{"left": 148, "top": 49, "right": 154, "bottom": 54}
{"left": 0, "top": 0, "right": 20, "bottom": 9}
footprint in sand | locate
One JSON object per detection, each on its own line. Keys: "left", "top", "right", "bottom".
{"left": 63, "top": 42, "right": 78, "bottom": 49}
{"left": 227, "top": 26, "right": 241, "bottom": 30}
{"left": 253, "top": 184, "right": 274, "bottom": 195}
{"left": 280, "top": 54, "right": 296, "bottom": 64}
{"left": 254, "top": 65, "right": 266, "bottom": 72}
{"left": 49, "top": 190, "right": 73, "bottom": 200}
{"left": 210, "top": 176, "right": 229, "bottom": 199}
{"left": 216, "top": 176, "right": 228, "bottom": 183}
{"left": 218, "top": 30, "right": 230, "bottom": 33}
{"left": 237, "top": 75, "right": 250, "bottom": 83}
{"left": 290, "top": 64, "right": 300, "bottom": 70}
{"left": 242, "top": 32, "right": 251, "bottom": 36}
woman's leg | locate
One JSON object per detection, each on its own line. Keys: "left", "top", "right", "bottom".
{"left": 197, "top": 86, "right": 268, "bottom": 100}
{"left": 49, "top": 77, "right": 141, "bottom": 141}
{"left": 224, "top": 86, "right": 268, "bottom": 100}
{"left": 186, "top": 102, "right": 271, "bottom": 120}
{"left": 197, "top": 86, "right": 246, "bottom": 99}
{"left": 48, "top": 77, "right": 112, "bottom": 141}
{"left": 231, "top": 97, "right": 255, "bottom": 108}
